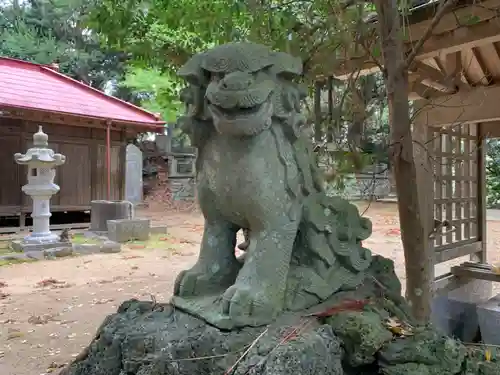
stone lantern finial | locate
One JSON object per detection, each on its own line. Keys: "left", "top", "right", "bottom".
{"left": 33, "top": 126, "right": 48, "bottom": 147}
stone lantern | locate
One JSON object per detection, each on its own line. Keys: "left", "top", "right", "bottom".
{"left": 14, "top": 126, "right": 66, "bottom": 247}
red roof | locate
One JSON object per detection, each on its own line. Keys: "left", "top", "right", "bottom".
{"left": 0, "top": 57, "right": 165, "bottom": 128}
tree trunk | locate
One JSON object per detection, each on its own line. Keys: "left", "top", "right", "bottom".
{"left": 373, "top": 0, "right": 433, "bottom": 322}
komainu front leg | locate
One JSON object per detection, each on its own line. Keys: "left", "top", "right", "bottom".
{"left": 222, "top": 218, "right": 299, "bottom": 323}
{"left": 174, "top": 220, "right": 240, "bottom": 297}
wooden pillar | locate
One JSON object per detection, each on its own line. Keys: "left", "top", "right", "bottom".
{"left": 475, "top": 123, "right": 487, "bottom": 263}
{"left": 411, "top": 100, "right": 436, "bottom": 304}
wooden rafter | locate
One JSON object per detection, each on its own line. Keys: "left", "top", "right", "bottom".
{"left": 330, "top": 17, "right": 500, "bottom": 79}
{"left": 408, "top": 61, "right": 457, "bottom": 93}
{"left": 471, "top": 47, "right": 492, "bottom": 85}
{"left": 414, "top": 83, "right": 500, "bottom": 126}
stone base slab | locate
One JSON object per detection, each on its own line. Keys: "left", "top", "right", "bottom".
{"left": 11, "top": 240, "right": 71, "bottom": 253}
{"left": 107, "top": 218, "right": 151, "bottom": 243}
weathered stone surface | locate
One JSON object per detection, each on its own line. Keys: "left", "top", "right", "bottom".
{"left": 431, "top": 278, "right": 491, "bottom": 342}
{"left": 125, "top": 144, "right": 143, "bottom": 204}
{"left": 44, "top": 246, "right": 74, "bottom": 258}
{"left": 378, "top": 330, "right": 466, "bottom": 375}
{"left": 61, "top": 258, "right": 500, "bottom": 375}
{"left": 59, "top": 42, "right": 500, "bottom": 375}
{"left": 90, "top": 200, "right": 134, "bottom": 232}
{"left": 25, "top": 251, "right": 45, "bottom": 260}
{"left": 61, "top": 300, "right": 343, "bottom": 375}
{"left": 11, "top": 240, "right": 73, "bottom": 253}
{"left": 99, "top": 240, "right": 122, "bottom": 253}
{"left": 328, "top": 311, "right": 393, "bottom": 367}
{"left": 72, "top": 243, "right": 102, "bottom": 254}
{"left": 173, "top": 42, "right": 372, "bottom": 329}
{"left": 107, "top": 218, "right": 150, "bottom": 243}
{"left": 477, "top": 293, "right": 500, "bottom": 345}
{"left": 71, "top": 241, "right": 122, "bottom": 255}
{"left": 0, "top": 253, "right": 30, "bottom": 261}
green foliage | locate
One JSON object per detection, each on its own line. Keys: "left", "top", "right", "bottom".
{"left": 121, "top": 66, "right": 182, "bottom": 122}
{"left": 486, "top": 140, "right": 500, "bottom": 207}
{"left": 0, "top": 0, "right": 129, "bottom": 91}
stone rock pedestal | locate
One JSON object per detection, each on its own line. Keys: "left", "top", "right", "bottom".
{"left": 90, "top": 200, "right": 134, "bottom": 232}
{"left": 60, "top": 256, "right": 500, "bottom": 375}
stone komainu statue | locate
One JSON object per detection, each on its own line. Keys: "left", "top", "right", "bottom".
{"left": 172, "top": 42, "right": 372, "bottom": 328}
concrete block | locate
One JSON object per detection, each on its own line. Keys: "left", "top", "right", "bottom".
{"left": 44, "top": 247, "right": 73, "bottom": 258}
{"left": 11, "top": 240, "right": 74, "bottom": 253}
{"left": 90, "top": 200, "right": 134, "bottom": 232}
{"left": 0, "top": 253, "right": 30, "bottom": 262}
{"left": 107, "top": 218, "right": 151, "bottom": 243}
{"left": 477, "top": 294, "right": 500, "bottom": 345}
{"left": 99, "top": 241, "right": 122, "bottom": 253}
{"left": 72, "top": 243, "right": 102, "bottom": 254}
{"left": 431, "top": 279, "right": 492, "bottom": 341}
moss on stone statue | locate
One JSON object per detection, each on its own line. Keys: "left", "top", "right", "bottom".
{"left": 379, "top": 330, "right": 466, "bottom": 375}
{"left": 328, "top": 311, "right": 393, "bottom": 366}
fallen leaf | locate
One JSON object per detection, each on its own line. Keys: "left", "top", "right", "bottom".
{"left": 0, "top": 292, "right": 10, "bottom": 299}
{"left": 36, "top": 278, "right": 66, "bottom": 288}
{"left": 305, "top": 299, "right": 370, "bottom": 317}
{"left": 128, "top": 245, "right": 146, "bottom": 249}
{"left": 385, "top": 317, "right": 414, "bottom": 337}
{"left": 92, "top": 298, "right": 113, "bottom": 305}
{"left": 7, "top": 328, "right": 24, "bottom": 340}
{"left": 121, "top": 255, "right": 143, "bottom": 260}
{"left": 385, "top": 228, "right": 401, "bottom": 236}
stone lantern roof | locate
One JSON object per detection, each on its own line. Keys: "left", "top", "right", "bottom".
{"left": 14, "top": 126, "right": 66, "bottom": 166}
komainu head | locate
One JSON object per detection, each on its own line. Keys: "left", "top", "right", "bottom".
{"left": 178, "top": 42, "right": 306, "bottom": 138}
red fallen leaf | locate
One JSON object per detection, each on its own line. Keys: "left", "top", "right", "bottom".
{"left": 385, "top": 228, "right": 401, "bottom": 236}
{"left": 304, "top": 299, "right": 370, "bottom": 318}
{"left": 121, "top": 255, "right": 144, "bottom": 260}
{"left": 128, "top": 245, "right": 146, "bottom": 249}
{"left": 36, "top": 278, "right": 64, "bottom": 287}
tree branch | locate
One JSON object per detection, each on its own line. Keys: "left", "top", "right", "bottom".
{"left": 405, "top": 0, "right": 459, "bottom": 68}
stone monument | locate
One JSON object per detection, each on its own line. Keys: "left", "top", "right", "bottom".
{"left": 12, "top": 126, "right": 66, "bottom": 252}
{"left": 125, "top": 143, "right": 143, "bottom": 204}
{"left": 61, "top": 43, "right": 500, "bottom": 375}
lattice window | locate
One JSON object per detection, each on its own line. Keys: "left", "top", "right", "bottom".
{"left": 431, "top": 124, "right": 479, "bottom": 251}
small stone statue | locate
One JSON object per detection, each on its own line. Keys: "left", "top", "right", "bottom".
{"left": 172, "top": 42, "right": 372, "bottom": 329}
{"left": 59, "top": 228, "right": 70, "bottom": 243}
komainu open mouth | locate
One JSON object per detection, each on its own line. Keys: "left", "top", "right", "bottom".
{"left": 208, "top": 101, "right": 270, "bottom": 120}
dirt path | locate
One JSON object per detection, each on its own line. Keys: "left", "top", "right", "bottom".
{"left": 1, "top": 203, "right": 500, "bottom": 375}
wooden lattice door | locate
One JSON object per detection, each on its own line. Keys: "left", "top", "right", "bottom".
{"left": 431, "top": 123, "right": 486, "bottom": 265}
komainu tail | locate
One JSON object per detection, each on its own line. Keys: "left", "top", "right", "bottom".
{"left": 286, "top": 193, "right": 372, "bottom": 311}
